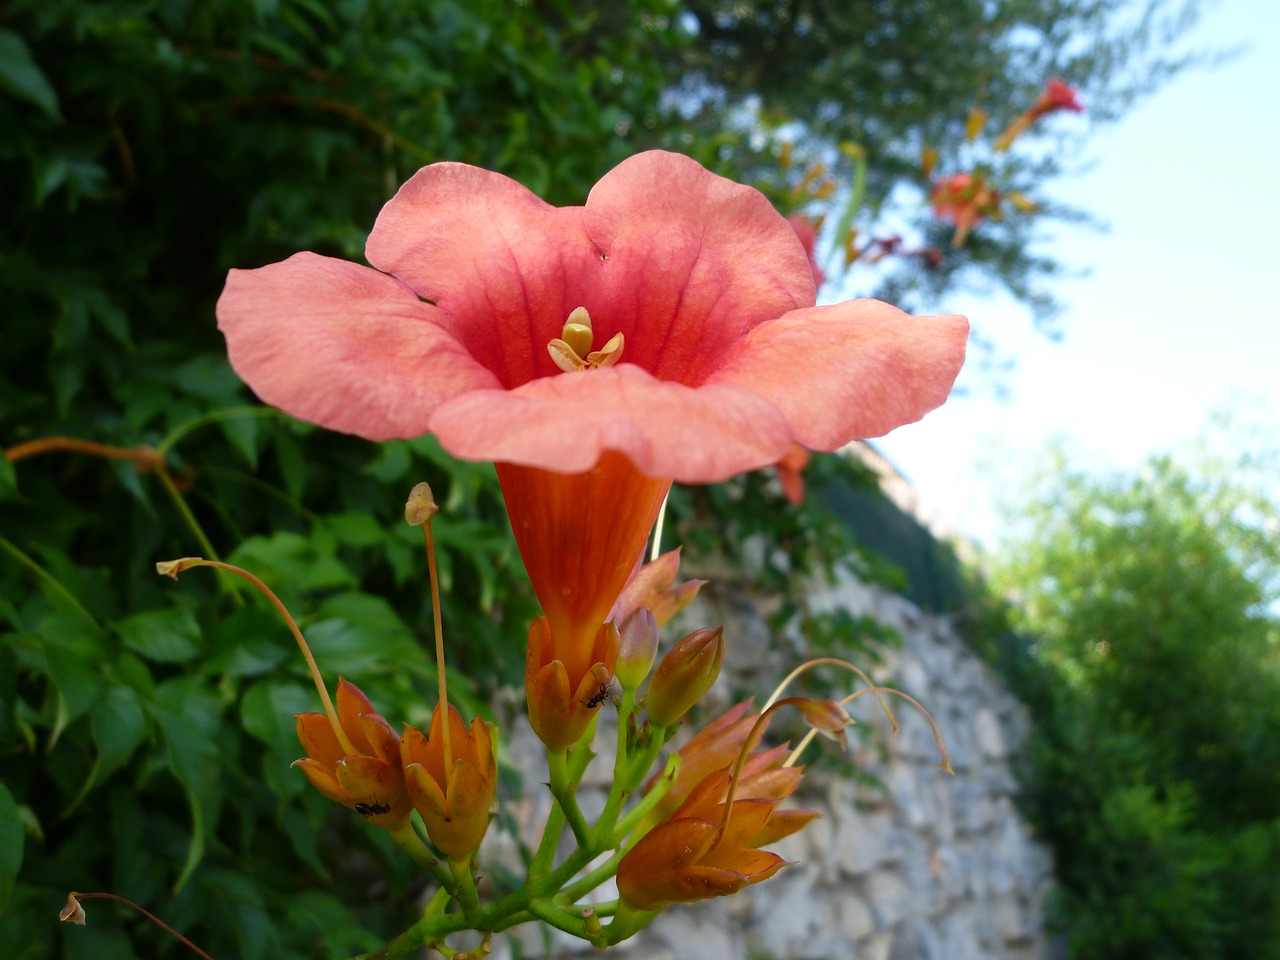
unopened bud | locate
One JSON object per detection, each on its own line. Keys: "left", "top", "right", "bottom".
{"left": 646, "top": 626, "right": 724, "bottom": 727}
{"left": 405, "top": 482, "right": 438, "bottom": 526}
{"left": 615, "top": 608, "right": 659, "bottom": 690}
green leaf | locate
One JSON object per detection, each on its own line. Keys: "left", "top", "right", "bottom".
{"left": 114, "top": 607, "right": 201, "bottom": 663}
{"left": 0, "top": 30, "right": 60, "bottom": 119}
{"left": 0, "top": 782, "right": 23, "bottom": 912}
{"left": 240, "top": 680, "right": 312, "bottom": 749}
{"left": 204, "top": 607, "right": 291, "bottom": 678}
{"left": 364, "top": 441, "right": 411, "bottom": 483}
{"left": 200, "top": 869, "right": 278, "bottom": 960}
{"left": 154, "top": 679, "right": 224, "bottom": 892}
{"left": 284, "top": 890, "right": 383, "bottom": 956}
{"left": 325, "top": 511, "right": 386, "bottom": 548}
{"left": 89, "top": 684, "right": 146, "bottom": 780}
{"left": 38, "top": 613, "right": 107, "bottom": 726}
{"left": 228, "top": 532, "right": 355, "bottom": 593}
{"left": 0, "top": 457, "right": 16, "bottom": 502}
{"left": 273, "top": 430, "right": 308, "bottom": 500}
{"left": 219, "top": 414, "right": 261, "bottom": 470}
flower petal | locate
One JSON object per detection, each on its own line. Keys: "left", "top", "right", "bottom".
{"left": 583, "top": 152, "right": 816, "bottom": 384}
{"left": 430, "top": 364, "right": 794, "bottom": 480}
{"left": 292, "top": 757, "right": 347, "bottom": 805}
{"left": 365, "top": 163, "right": 599, "bottom": 389}
{"left": 295, "top": 712, "right": 344, "bottom": 768}
{"left": 216, "top": 252, "right": 501, "bottom": 441}
{"left": 335, "top": 756, "right": 410, "bottom": 828}
{"left": 709, "top": 300, "right": 969, "bottom": 446}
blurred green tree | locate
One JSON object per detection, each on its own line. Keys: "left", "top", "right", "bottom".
{"left": 992, "top": 440, "right": 1280, "bottom": 959}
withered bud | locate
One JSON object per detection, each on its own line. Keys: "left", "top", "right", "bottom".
{"left": 59, "top": 893, "right": 86, "bottom": 925}
{"left": 783, "top": 696, "right": 855, "bottom": 750}
{"left": 155, "top": 557, "right": 206, "bottom": 580}
{"left": 646, "top": 626, "right": 724, "bottom": 727}
{"left": 405, "top": 482, "right": 439, "bottom": 526}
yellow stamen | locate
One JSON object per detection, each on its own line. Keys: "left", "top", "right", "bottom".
{"left": 156, "top": 557, "right": 357, "bottom": 757}
{"left": 406, "top": 482, "right": 452, "bottom": 771}
{"left": 548, "top": 306, "right": 624, "bottom": 373}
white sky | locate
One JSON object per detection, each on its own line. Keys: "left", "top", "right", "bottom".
{"left": 870, "top": 0, "right": 1280, "bottom": 547}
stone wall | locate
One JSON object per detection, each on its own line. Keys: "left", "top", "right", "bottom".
{"left": 486, "top": 567, "right": 1055, "bottom": 960}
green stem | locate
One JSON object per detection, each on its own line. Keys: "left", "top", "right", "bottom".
{"left": 526, "top": 898, "right": 599, "bottom": 943}
{"left": 595, "top": 724, "right": 670, "bottom": 840}
{"left": 604, "top": 898, "right": 660, "bottom": 946}
{"left": 158, "top": 405, "right": 281, "bottom": 456}
{"left": 613, "top": 752, "right": 681, "bottom": 841}
{"left": 0, "top": 535, "right": 100, "bottom": 628}
{"left": 449, "top": 857, "right": 481, "bottom": 921}
{"left": 528, "top": 801, "right": 567, "bottom": 880}
{"left": 389, "top": 823, "right": 452, "bottom": 891}
{"left": 348, "top": 911, "right": 470, "bottom": 960}
{"left": 155, "top": 470, "right": 244, "bottom": 605}
{"left": 613, "top": 688, "right": 635, "bottom": 772}
{"left": 560, "top": 847, "right": 629, "bottom": 903}
{"left": 546, "top": 749, "right": 592, "bottom": 848}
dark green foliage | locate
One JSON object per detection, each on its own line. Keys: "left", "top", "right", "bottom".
{"left": 0, "top": 0, "right": 679, "bottom": 954}
{"left": 991, "top": 448, "right": 1280, "bottom": 959}
{"left": 0, "top": 0, "right": 1202, "bottom": 954}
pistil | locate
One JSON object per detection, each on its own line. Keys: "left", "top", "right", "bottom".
{"left": 548, "top": 306, "right": 624, "bottom": 372}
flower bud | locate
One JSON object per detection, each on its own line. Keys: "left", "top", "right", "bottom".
{"left": 525, "top": 616, "right": 620, "bottom": 750}
{"left": 615, "top": 607, "right": 660, "bottom": 690}
{"left": 293, "top": 679, "right": 412, "bottom": 829}
{"left": 646, "top": 626, "right": 724, "bottom": 727}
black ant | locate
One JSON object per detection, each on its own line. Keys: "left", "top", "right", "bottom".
{"left": 583, "top": 683, "right": 611, "bottom": 709}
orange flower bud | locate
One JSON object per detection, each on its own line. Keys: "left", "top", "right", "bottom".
{"left": 293, "top": 679, "right": 411, "bottom": 829}
{"left": 525, "top": 615, "right": 620, "bottom": 749}
{"left": 401, "top": 702, "right": 497, "bottom": 861}
{"left": 610, "top": 548, "right": 706, "bottom": 629}
{"left": 646, "top": 627, "right": 724, "bottom": 727}
{"left": 616, "top": 607, "right": 660, "bottom": 690}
